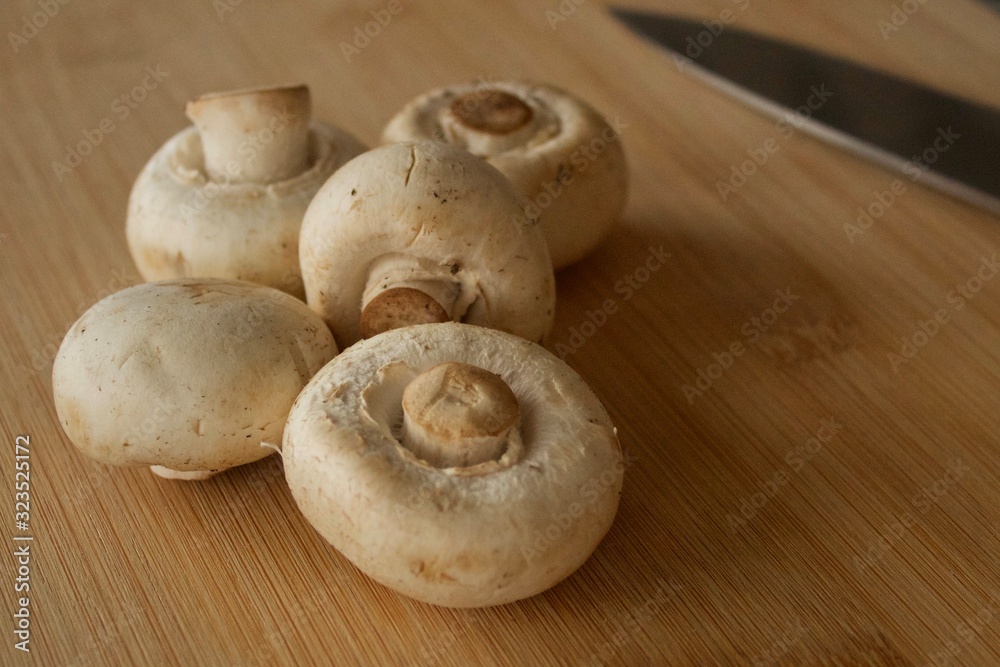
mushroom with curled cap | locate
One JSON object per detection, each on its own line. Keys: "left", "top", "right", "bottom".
{"left": 381, "top": 81, "right": 629, "bottom": 269}
{"left": 298, "top": 140, "right": 556, "bottom": 349}
{"left": 126, "top": 84, "right": 366, "bottom": 298}
{"left": 52, "top": 278, "right": 337, "bottom": 480}
{"left": 282, "top": 323, "right": 623, "bottom": 608}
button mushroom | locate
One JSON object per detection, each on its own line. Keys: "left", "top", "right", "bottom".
{"left": 381, "top": 81, "right": 629, "bottom": 269}
{"left": 283, "top": 323, "right": 623, "bottom": 607}
{"left": 52, "top": 278, "right": 337, "bottom": 480}
{"left": 299, "top": 140, "right": 556, "bottom": 348}
{"left": 126, "top": 84, "right": 366, "bottom": 298}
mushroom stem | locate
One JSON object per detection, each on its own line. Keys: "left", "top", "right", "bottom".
{"left": 186, "top": 84, "right": 312, "bottom": 185}
{"left": 400, "top": 363, "right": 519, "bottom": 468}
{"left": 359, "top": 256, "right": 460, "bottom": 338}
{"left": 441, "top": 89, "right": 537, "bottom": 156}
{"left": 150, "top": 465, "right": 216, "bottom": 481}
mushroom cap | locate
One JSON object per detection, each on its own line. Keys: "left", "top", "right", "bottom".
{"left": 52, "top": 278, "right": 337, "bottom": 474}
{"left": 126, "top": 122, "right": 366, "bottom": 298}
{"left": 282, "top": 323, "right": 622, "bottom": 608}
{"left": 299, "top": 141, "right": 556, "bottom": 348}
{"left": 381, "top": 81, "right": 629, "bottom": 269}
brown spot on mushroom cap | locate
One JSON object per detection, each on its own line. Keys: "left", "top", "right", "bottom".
{"left": 449, "top": 90, "right": 533, "bottom": 134}
{"left": 59, "top": 399, "right": 88, "bottom": 448}
{"left": 359, "top": 287, "right": 450, "bottom": 339}
{"left": 410, "top": 559, "right": 457, "bottom": 583}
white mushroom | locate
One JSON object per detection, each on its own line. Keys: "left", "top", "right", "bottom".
{"left": 382, "top": 81, "right": 629, "bottom": 269}
{"left": 299, "top": 140, "right": 556, "bottom": 348}
{"left": 52, "top": 278, "right": 337, "bottom": 479}
{"left": 126, "top": 84, "right": 366, "bottom": 298}
{"left": 283, "top": 323, "right": 623, "bottom": 608}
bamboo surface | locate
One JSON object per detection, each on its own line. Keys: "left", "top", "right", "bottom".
{"left": 3, "top": 0, "right": 1000, "bottom": 665}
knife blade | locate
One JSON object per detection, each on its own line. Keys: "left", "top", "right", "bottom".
{"left": 611, "top": 8, "right": 1000, "bottom": 214}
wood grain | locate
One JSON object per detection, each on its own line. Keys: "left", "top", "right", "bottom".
{"left": 3, "top": 0, "right": 1000, "bottom": 664}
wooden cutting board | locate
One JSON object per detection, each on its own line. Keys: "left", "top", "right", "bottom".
{"left": 3, "top": 0, "right": 1000, "bottom": 664}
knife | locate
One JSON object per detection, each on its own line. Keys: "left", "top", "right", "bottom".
{"left": 611, "top": 9, "right": 1000, "bottom": 214}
